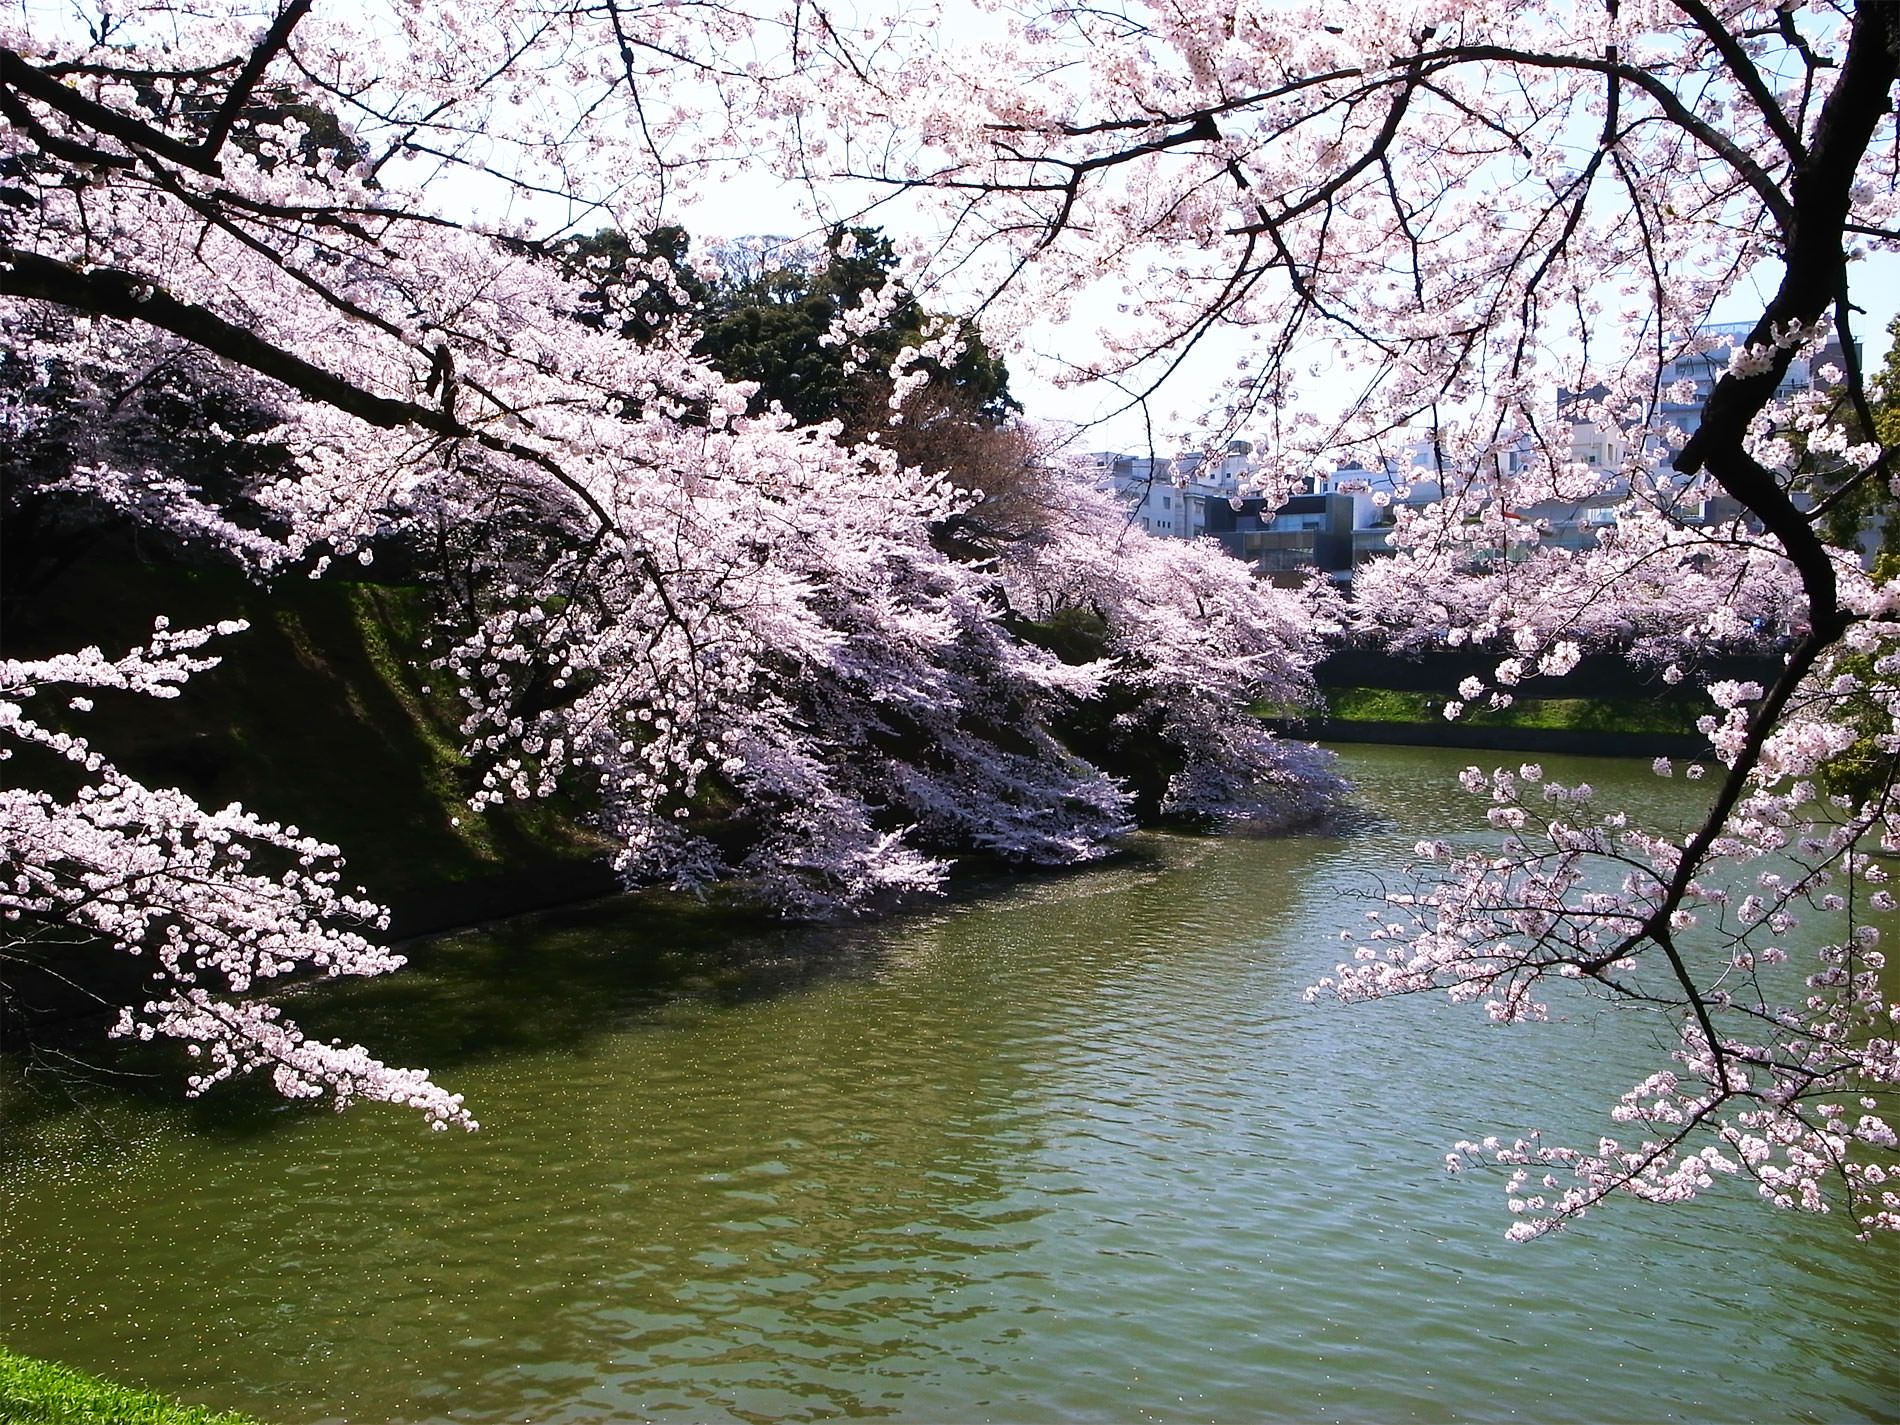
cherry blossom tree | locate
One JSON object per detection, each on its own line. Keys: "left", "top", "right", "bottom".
{"left": 0, "top": 0, "right": 1333, "bottom": 1106}
{"left": 998, "top": 465, "right": 1346, "bottom": 822}
{"left": 8, "top": 0, "right": 1895, "bottom": 1238}
{"left": 1345, "top": 503, "right": 1807, "bottom": 671}
{"left": 765, "top": 0, "right": 1900, "bottom": 1237}
{"left": 1, "top": 625, "right": 474, "bottom": 1126}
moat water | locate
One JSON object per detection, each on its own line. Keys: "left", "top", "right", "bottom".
{"left": 4, "top": 746, "right": 1896, "bottom": 1423}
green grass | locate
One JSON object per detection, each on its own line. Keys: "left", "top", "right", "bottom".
{"left": 0, "top": 1347, "right": 266, "bottom": 1425}
{"left": 1322, "top": 686, "right": 1706, "bottom": 735}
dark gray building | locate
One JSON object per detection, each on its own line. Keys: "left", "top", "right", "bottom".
{"left": 1201, "top": 492, "right": 1357, "bottom": 584}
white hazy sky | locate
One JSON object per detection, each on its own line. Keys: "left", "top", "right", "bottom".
{"left": 415, "top": 2, "right": 1900, "bottom": 465}
{"left": 678, "top": 166, "right": 1900, "bottom": 459}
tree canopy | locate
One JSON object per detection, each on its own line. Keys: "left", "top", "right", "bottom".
{"left": 0, "top": 0, "right": 1333, "bottom": 1133}
{"left": 693, "top": 226, "right": 1015, "bottom": 430}
{"left": 2, "top": 0, "right": 1899, "bottom": 1240}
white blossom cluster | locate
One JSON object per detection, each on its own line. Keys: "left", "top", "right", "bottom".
{"left": 772, "top": 0, "right": 1900, "bottom": 1236}
{"left": 426, "top": 430, "right": 1335, "bottom": 915}
{"left": 999, "top": 472, "right": 1345, "bottom": 826}
{"left": 1, "top": 627, "right": 474, "bottom": 1127}
{"left": 1317, "top": 729, "right": 1900, "bottom": 1237}
{"left": 0, "top": 0, "right": 1339, "bottom": 1109}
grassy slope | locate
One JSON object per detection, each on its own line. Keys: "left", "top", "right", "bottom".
{"left": 7, "top": 549, "right": 605, "bottom": 902}
{"left": 1322, "top": 685, "right": 1706, "bottom": 735}
{"left": 0, "top": 1348, "right": 266, "bottom": 1425}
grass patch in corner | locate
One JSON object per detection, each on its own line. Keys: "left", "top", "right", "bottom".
{"left": 0, "top": 1346, "right": 267, "bottom": 1425}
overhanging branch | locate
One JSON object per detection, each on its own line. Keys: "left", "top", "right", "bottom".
{"left": 0, "top": 248, "right": 621, "bottom": 534}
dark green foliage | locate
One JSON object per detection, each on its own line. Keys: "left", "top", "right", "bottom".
{"left": 6, "top": 550, "right": 604, "bottom": 905}
{"left": 1812, "top": 325, "right": 1900, "bottom": 797}
{"left": 568, "top": 223, "right": 1014, "bottom": 432}
{"left": 561, "top": 224, "right": 711, "bottom": 347}
{"left": 222, "top": 91, "right": 369, "bottom": 175}
{"left": 1008, "top": 610, "right": 1187, "bottom": 821}
{"left": 131, "top": 78, "right": 369, "bottom": 175}
{"left": 1810, "top": 314, "right": 1900, "bottom": 560}
{"left": 1817, "top": 644, "right": 1900, "bottom": 804}
{"left": 1014, "top": 607, "right": 1111, "bottom": 667}
{"left": 697, "top": 226, "right": 1014, "bottom": 431}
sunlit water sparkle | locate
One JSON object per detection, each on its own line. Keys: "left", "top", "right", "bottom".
{"left": 4, "top": 746, "right": 1896, "bottom": 1423}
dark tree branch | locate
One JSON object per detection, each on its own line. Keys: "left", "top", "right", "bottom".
{"left": 0, "top": 48, "right": 221, "bottom": 173}
{"left": 1672, "top": 0, "right": 1808, "bottom": 162}
{"left": 0, "top": 247, "right": 621, "bottom": 535}
{"left": 201, "top": 0, "right": 315, "bottom": 158}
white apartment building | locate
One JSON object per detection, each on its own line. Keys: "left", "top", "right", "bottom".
{"left": 1659, "top": 321, "right": 1854, "bottom": 439}
{"left": 1093, "top": 332, "right": 1848, "bottom": 580}
{"left": 1092, "top": 442, "right": 1255, "bottom": 538}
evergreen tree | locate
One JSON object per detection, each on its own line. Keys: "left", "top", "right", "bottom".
{"left": 570, "top": 224, "right": 1014, "bottom": 432}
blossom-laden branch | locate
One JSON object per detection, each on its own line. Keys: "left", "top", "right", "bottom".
{"left": 1, "top": 0, "right": 1338, "bottom": 1113}
{"left": 1, "top": 626, "right": 474, "bottom": 1127}
{"left": 10, "top": 0, "right": 1898, "bottom": 1236}
{"left": 760, "top": 0, "right": 1900, "bottom": 1234}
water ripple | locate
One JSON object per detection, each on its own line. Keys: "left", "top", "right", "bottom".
{"left": 4, "top": 747, "right": 1897, "bottom": 1424}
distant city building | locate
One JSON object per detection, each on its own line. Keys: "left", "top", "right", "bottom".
{"left": 1093, "top": 328, "right": 1859, "bottom": 583}
{"left": 1201, "top": 491, "right": 1357, "bottom": 585}
{"left": 1567, "top": 419, "right": 1627, "bottom": 470}
{"left": 1093, "top": 442, "right": 1254, "bottom": 539}
{"left": 1659, "top": 321, "right": 1855, "bottom": 440}
{"left": 1094, "top": 442, "right": 1363, "bottom": 584}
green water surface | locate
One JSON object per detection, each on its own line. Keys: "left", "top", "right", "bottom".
{"left": 4, "top": 747, "right": 1896, "bottom": 1423}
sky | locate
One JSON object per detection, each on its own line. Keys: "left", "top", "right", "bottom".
{"left": 671, "top": 171, "right": 1900, "bottom": 461}
{"left": 38, "top": 0, "right": 1886, "bottom": 463}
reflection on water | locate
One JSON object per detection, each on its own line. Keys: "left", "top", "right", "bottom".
{"left": 4, "top": 747, "right": 1898, "bottom": 1424}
